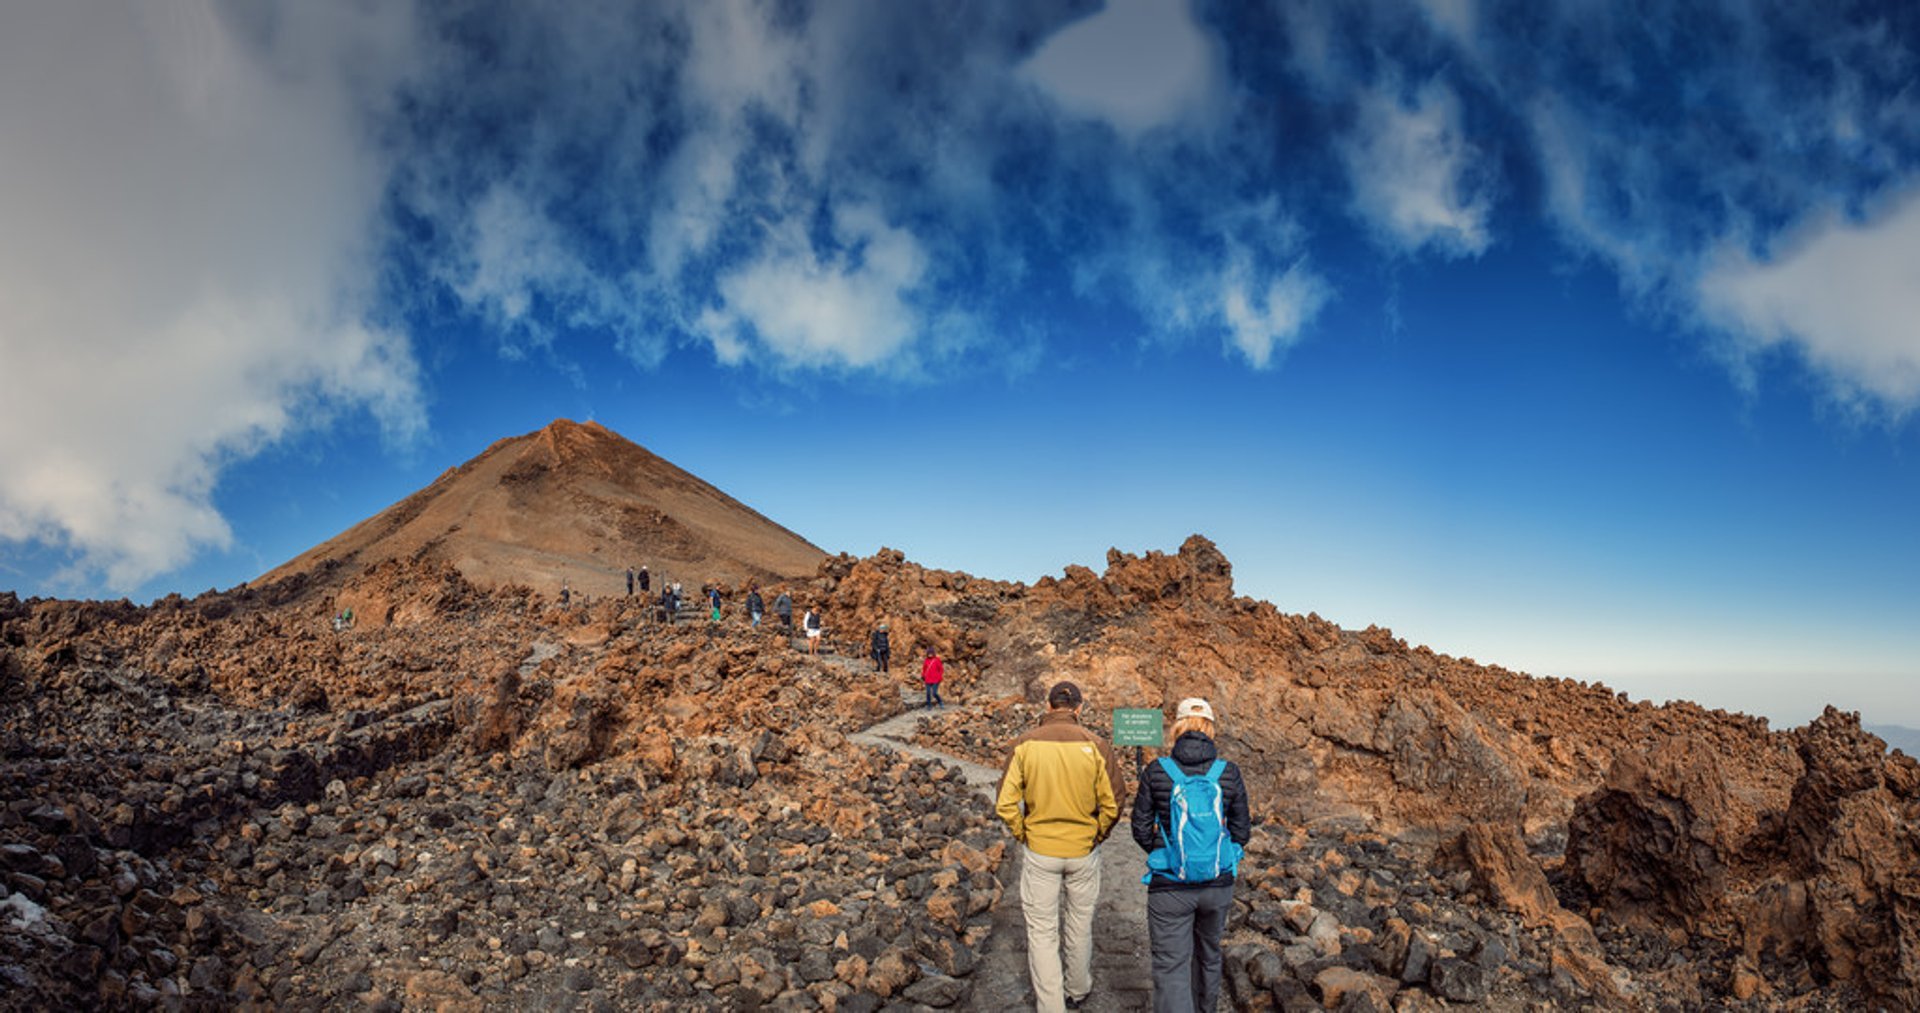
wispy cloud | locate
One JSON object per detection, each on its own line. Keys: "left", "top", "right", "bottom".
{"left": 7, "top": 0, "right": 1917, "bottom": 592}
{"left": 1341, "top": 80, "right": 1494, "bottom": 257}
{"left": 701, "top": 202, "right": 932, "bottom": 371}
{"left": 445, "top": 184, "right": 640, "bottom": 355}
{"left": 1464, "top": 1, "right": 1920, "bottom": 413}
{"left": 1697, "top": 188, "right": 1920, "bottom": 416}
{"left": 1412, "top": 0, "right": 1478, "bottom": 47}
{"left": 1222, "top": 257, "right": 1333, "bottom": 369}
{"left": 391, "top": 0, "right": 1322, "bottom": 380}
{"left": 0, "top": 2, "right": 423, "bottom": 589}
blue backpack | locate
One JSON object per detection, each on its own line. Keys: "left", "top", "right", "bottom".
{"left": 1143, "top": 757, "right": 1242, "bottom": 884}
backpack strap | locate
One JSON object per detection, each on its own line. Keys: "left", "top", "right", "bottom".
{"left": 1159, "top": 756, "right": 1225, "bottom": 785}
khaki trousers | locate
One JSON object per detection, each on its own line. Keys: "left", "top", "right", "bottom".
{"left": 1019, "top": 844, "right": 1101, "bottom": 1012}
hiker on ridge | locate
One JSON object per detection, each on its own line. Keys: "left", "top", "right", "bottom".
{"left": 746, "top": 586, "right": 765, "bottom": 628}
{"left": 802, "top": 606, "right": 823, "bottom": 654}
{"left": 995, "top": 680, "right": 1124, "bottom": 1013}
{"left": 1132, "top": 697, "right": 1251, "bottom": 1013}
{"left": 921, "top": 648, "right": 944, "bottom": 709}
{"left": 626, "top": 566, "right": 635, "bottom": 597}
{"left": 870, "top": 622, "right": 891, "bottom": 673}
{"left": 774, "top": 591, "right": 794, "bottom": 630}
{"left": 708, "top": 585, "right": 722, "bottom": 622}
{"left": 638, "top": 565, "right": 650, "bottom": 593}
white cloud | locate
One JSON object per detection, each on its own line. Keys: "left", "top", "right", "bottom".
{"left": 1342, "top": 81, "right": 1493, "bottom": 257}
{"left": 1019, "top": 0, "right": 1223, "bottom": 139}
{"left": 700, "top": 203, "right": 930, "bottom": 371}
{"left": 1221, "top": 258, "right": 1333, "bottom": 369}
{"left": 1273, "top": 2, "right": 1340, "bottom": 93}
{"left": 444, "top": 184, "right": 647, "bottom": 353}
{"left": 0, "top": 2, "right": 423, "bottom": 590}
{"left": 453, "top": 186, "right": 574, "bottom": 329}
{"left": 1696, "top": 187, "right": 1920, "bottom": 415}
{"left": 1526, "top": 97, "right": 1675, "bottom": 294}
{"left": 648, "top": 1, "right": 806, "bottom": 279}
{"left": 1413, "top": 0, "right": 1478, "bottom": 47}
{"left": 399, "top": 0, "right": 1306, "bottom": 388}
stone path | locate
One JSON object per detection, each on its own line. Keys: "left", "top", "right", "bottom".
{"left": 850, "top": 684, "right": 1154, "bottom": 1011}
{"left": 847, "top": 702, "right": 1003, "bottom": 791}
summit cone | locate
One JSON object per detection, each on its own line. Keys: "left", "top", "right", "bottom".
{"left": 257, "top": 419, "right": 823, "bottom": 595}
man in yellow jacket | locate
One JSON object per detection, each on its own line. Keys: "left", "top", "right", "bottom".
{"left": 996, "top": 681, "right": 1125, "bottom": 1012}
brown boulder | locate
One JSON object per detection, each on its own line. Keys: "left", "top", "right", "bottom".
{"left": 1312, "top": 965, "right": 1395, "bottom": 1008}
{"left": 1565, "top": 735, "right": 1746, "bottom": 930}
{"left": 466, "top": 664, "right": 523, "bottom": 752}
{"left": 1778, "top": 708, "right": 1920, "bottom": 1008}
{"left": 1435, "top": 823, "right": 1560, "bottom": 924}
{"left": 1097, "top": 534, "right": 1235, "bottom": 606}
{"left": 1377, "top": 694, "right": 1531, "bottom": 825}
{"left": 1566, "top": 708, "right": 1920, "bottom": 1007}
{"left": 542, "top": 692, "right": 619, "bottom": 770}
{"left": 1437, "top": 823, "right": 1621, "bottom": 1002}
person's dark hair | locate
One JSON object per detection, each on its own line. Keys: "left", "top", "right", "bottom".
{"left": 1047, "top": 681, "right": 1083, "bottom": 709}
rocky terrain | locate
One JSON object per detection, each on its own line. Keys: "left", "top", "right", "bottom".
{"left": 4, "top": 424, "right": 1917, "bottom": 1010}
{"left": 1, "top": 572, "right": 1001, "bottom": 1010}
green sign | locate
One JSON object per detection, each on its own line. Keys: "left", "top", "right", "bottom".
{"left": 1112, "top": 708, "right": 1164, "bottom": 747}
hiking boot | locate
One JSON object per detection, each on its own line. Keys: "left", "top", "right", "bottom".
{"left": 1065, "top": 994, "right": 1089, "bottom": 1009}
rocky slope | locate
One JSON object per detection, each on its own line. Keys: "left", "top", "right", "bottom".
{"left": 799, "top": 536, "right": 1915, "bottom": 1008}
{"left": 4, "top": 526, "right": 1916, "bottom": 1009}
{"left": 1, "top": 566, "right": 993, "bottom": 1009}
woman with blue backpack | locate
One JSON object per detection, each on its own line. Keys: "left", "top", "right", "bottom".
{"left": 1131, "top": 697, "right": 1252, "bottom": 1013}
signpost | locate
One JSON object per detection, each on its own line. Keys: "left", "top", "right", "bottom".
{"left": 1113, "top": 707, "right": 1165, "bottom": 779}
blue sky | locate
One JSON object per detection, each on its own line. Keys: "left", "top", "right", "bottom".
{"left": 2, "top": 0, "right": 1917, "bottom": 728}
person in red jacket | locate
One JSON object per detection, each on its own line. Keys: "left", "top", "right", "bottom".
{"left": 921, "top": 649, "right": 944, "bottom": 709}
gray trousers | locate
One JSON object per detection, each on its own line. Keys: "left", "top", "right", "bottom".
{"left": 1148, "top": 884, "right": 1233, "bottom": 1013}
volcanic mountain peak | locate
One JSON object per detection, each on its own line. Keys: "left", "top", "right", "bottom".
{"left": 516, "top": 418, "right": 632, "bottom": 476}
{"left": 258, "top": 418, "right": 824, "bottom": 597}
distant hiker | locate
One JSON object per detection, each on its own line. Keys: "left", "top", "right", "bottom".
{"left": 746, "top": 586, "right": 765, "bottom": 628}
{"left": 775, "top": 592, "right": 794, "bottom": 630}
{"left": 661, "top": 585, "right": 677, "bottom": 624}
{"left": 626, "top": 566, "right": 635, "bottom": 597}
{"left": 559, "top": 582, "right": 571, "bottom": 608}
{"left": 1132, "top": 698, "right": 1251, "bottom": 1013}
{"left": 803, "top": 607, "right": 822, "bottom": 654}
{"left": 996, "top": 681, "right": 1124, "bottom": 1013}
{"left": 870, "top": 623, "right": 891, "bottom": 673}
{"left": 921, "top": 649, "right": 944, "bottom": 709}
{"left": 708, "top": 586, "right": 722, "bottom": 623}
{"left": 638, "top": 566, "right": 650, "bottom": 593}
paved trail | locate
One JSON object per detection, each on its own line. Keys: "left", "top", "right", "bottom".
{"left": 850, "top": 679, "right": 1155, "bottom": 1011}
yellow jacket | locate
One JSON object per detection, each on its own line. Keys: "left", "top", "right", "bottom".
{"left": 995, "top": 710, "right": 1125, "bottom": 858}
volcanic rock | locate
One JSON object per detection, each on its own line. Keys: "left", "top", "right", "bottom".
{"left": 4, "top": 432, "right": 1914, "bottom": 1011}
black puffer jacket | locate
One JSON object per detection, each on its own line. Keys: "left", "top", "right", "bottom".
{"left": 1130, "top": 731, "right": 1252, "bottom": 890}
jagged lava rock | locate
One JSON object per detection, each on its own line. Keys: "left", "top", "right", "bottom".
{"left": 4, "top": 457, "right": 1910, "bottom": 1013}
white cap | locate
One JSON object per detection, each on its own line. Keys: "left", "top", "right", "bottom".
{"left": 1175, "top": 697, "right": 1214, "bottom": 722}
